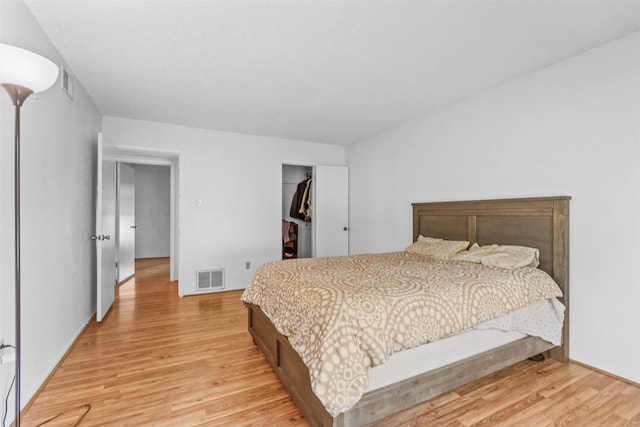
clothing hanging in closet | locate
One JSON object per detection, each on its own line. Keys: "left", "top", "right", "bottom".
{"left": 290, "top": 176, "right": 312, "bottom": 221}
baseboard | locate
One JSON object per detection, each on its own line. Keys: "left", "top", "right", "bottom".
{"left": 570, "top": 359, "right": 640, "bottom": 388}
{"left": 21, "top": 317, "right": 94, "bottom": 416}
{"left": 117, "top": 274, "right": 134, "bottom": 286}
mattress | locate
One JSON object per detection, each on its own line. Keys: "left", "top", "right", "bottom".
{"left": 367, "top": 297, "right": 564, "bottom": 391}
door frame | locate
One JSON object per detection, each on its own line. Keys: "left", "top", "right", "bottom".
{"left": 104, "top": 144, "right": 182, "bottom": 294}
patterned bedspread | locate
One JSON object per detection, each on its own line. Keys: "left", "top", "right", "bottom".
{"left": 240, "top": 251, "right": 563, "bottom": 416}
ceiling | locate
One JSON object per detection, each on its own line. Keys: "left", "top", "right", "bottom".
{"left": 24, "top": 0, "right": 640, "bottom": 146}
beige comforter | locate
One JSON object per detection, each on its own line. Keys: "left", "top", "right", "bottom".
{"left": 241, "top": 251, "right": 562, "bottom": 416}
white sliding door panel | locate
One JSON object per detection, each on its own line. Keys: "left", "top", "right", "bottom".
{"left": 314, "top": 165, "right": 349, "bottom": 258}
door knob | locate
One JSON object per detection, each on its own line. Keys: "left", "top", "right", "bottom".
{"left": 91, "top": 235, "right": 110, "bottom": 240}
{"left": 343, "top": 227, "right": 348, "bottom": 231}
{"left": 130, "top": 225, "right": 138, "bottom": 229}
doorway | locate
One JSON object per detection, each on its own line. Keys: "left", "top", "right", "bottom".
{"left": 116, "top": 163, "right": 171, "bottom": 284}
{"left": 102, "top": 144, "right": 180, "bottom": 288}
{"left": 97, "top": 137, "right": 181, "bottom": 321}
{"left": 281, "top": 163, "right": 350, "bottom": 260}
{"left": 282, "top": 164, "right": 313, "bottom": 259}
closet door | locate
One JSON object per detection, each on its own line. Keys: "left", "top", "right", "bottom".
{"left": 314, "top": 165, "right": 349, "bottom": 257}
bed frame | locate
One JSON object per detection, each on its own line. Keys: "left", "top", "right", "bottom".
{"left": 246, "top": 196, "right": 570, "bottom": 427}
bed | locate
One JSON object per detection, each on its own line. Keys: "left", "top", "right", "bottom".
{"left": 243, "top": 196, "right": 570, "bottom": 427}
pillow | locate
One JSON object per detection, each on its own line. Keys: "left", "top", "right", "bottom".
{"left": 451, "top": 243, "right": 484, "bottom": 263}
{"left": 417, "top": 235, "right": 443, "bottom": 243}
{"left": 453, "top": 244, "right": 540, "bottom": 269}
{"left": 406, "top": 238, "right": 469, "bottom": 259}
{"left": 480, "top": 245, "right": 540, "bottom": 269}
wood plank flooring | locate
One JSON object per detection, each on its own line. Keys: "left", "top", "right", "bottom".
{"left": 22, "top": 258, "right": 640, "bottom": 426}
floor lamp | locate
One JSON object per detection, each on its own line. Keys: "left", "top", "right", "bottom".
{"left": 0, "top": 43, "right": 59, "bottom": 427}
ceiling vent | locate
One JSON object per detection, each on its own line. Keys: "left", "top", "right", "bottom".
{"left": 196, "top": 269, "right": 224, "bottom": 292}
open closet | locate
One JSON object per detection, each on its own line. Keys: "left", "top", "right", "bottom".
{"left": 282, "top": 165, "right": 313, "bottom": 259}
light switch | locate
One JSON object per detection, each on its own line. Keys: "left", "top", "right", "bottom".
{"left": 197, "top": 199, "right": 203, "bottom": 208}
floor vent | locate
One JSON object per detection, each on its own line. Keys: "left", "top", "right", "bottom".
{"left": 196, "top": 269, "right": 225, "bottom": 291}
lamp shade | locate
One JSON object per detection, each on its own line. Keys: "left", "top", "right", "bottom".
{"left": 0, "top": 43, "right": 59, "bottom": 93}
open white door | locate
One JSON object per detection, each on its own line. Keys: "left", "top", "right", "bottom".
{"left": 95, "top": 133, "right": 117, "bottom": 322}
{"left": 314, "top": 165, "right": 349, "bottom": 258}
{"left": 117, "top": 163, "right": 136, "bottom": 281}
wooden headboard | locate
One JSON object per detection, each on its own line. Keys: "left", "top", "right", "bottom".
{"left": 412, "top": 196, "right": 570, "bottom": 360}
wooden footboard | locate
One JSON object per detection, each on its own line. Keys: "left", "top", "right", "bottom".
{"left": 248, "top": 302, "right": 557, "bottom": 427}
{"left": 248, "top": 303, "right": 334, "bottom": 426}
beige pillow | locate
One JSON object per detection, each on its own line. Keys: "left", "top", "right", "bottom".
{"left": 451, "top": 243, "right": 484, "bottom": 263}
{"left": 417, "top": 235, "right": 443, "bottom": 243}
{"left": 453, "top": 244, "right": 540, "bottom": 269}
{"left": 406, "top": 239, "right": 470, "bottom": 259}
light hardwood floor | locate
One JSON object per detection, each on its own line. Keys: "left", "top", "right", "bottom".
{"left": 22, "top": 258, "right": 640, "bottom": 426}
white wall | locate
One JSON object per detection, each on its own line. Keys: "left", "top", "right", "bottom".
{"left": 131, "top": 164, "right": 171, "bottom": 259}
{"left": 103, "top": 116, "right": 345, "bottom": 294}
{"left": 0, "top": 0, "right": 102, "bottom": 420}
{"left": 347, "top": 32, "right": 640, "bottom": 384}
